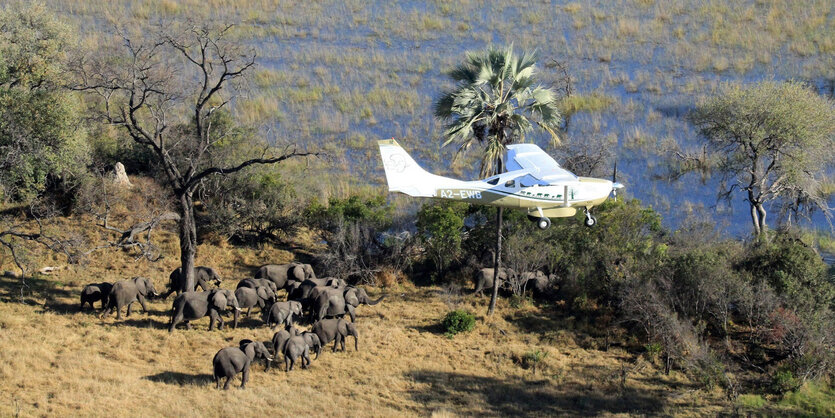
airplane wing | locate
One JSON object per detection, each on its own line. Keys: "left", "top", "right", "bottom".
{"left": 505, "top": 144, "right": 578, "bottom": 183}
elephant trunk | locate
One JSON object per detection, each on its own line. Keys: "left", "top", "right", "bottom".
{"left": 232, "top": 309, "right": 240, "bottom": 329}
{"left": 366, "top": 295, "right": 385, "bottom": 306}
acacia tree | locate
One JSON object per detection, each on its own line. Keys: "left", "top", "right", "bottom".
{"left": 73, "top": 21, "right": 313, "bottom": 291}
{"left": 690, "top": 81, "right": 835, "bottom": 236}
{"left": 434, "top": 46, "right": 562, "bottom": 315}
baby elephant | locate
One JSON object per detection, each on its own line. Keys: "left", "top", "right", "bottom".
{"left": 283, "top": 335, "right": 312, "bottom": 372}
{"left": 212, "top": 340, "right": 272, "bottom": 390}
{"left": 80, "top": 282, "right": 113, "bottom": 310}
{"left": 263, "top": 301, "right": 302, "bottom": 330}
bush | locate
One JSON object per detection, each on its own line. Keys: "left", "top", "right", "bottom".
{"left": 522, "top": 349, "right": 549, "bottom": 375}
{"left": 772, "top": 367, "right": 801, "bottom": 394}
{"left": 442, "top": 309, "right": 475, "bottom": 337}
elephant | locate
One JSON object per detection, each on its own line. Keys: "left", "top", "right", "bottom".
{"left": 254, "top": 263, "right": 316, "bottom": 290}
{"left": 313, "top": 317, "right": 358, "bottom": 352}
{"left": 101, "top": 277, "right": 158, "bottom": 320}
{"left": 290, "top": 277, "right": 343, "bottom": 302}
{"left": 473, "top": 267, "right": 516, "bottom": 294}
{"left": 268, "top": 325, "right": 299, "bottom": 371}
{"left": 80, "top": 282, "right": 113, "bottom": 310}
{"left": 314, "top": 286, "right": 385, "bottom": 322}
{"left": 236, "top": 278, "right": 278, "bottom": 295}
{"left": 212, "top": 340, "right": 272, "bottom": 390}
{"left": 301, "top": 331, "right": 322, "bottom": 360}
{"left": 168, "top": 289, "right": 241, "bottom": 332}
{"left": 234, "top": 286, "right": 275, "bottom": 318}
{"left": 306, "top": 279, "right": 348, "bottom": 302}
{"left": 519, "top": 271, "right": 557, "bottom": 295}
{"left": 262, "top": 300, "right": 303, "bottom": 330}
{"left": 283, "top": 335, "right": 311, "bottom": 372}
{"left": 161, "top": 266, "right": 222, "bottom": 299}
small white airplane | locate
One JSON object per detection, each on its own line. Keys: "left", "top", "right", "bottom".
{"left": 378, "top": 139, "right": 623, "bottom": 229}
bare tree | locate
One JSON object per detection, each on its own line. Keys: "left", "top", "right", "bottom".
{"left": 72, "top": 21, "right": 315, "bottom": 291}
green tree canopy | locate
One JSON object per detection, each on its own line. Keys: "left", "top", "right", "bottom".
{"left": 690, "top": 81, "right": 835, "bottom": 236}
{"left": 0, "top": 3, "right": 88, "bottom": 202}
{"left": 434, "top": 45, "right": 563, "bottom": 177}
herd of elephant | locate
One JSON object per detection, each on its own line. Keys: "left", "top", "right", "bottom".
{"left": 78, "top": 262, "right": 377, "bottom": 389}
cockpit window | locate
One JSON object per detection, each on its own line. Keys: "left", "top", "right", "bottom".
{"left": 486, "top": 177, "right": 499, "bottom": 185}
{"left": 504, "top": 180, "right": 515, "bottom": 188}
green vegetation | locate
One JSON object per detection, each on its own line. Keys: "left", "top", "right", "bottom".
{"left": 689, "top": 81, "right": 835, "bottom": 236}
{"left": 779, "top": 382, "right": 835, "bottom": 416}
{"left": 442, "top": 309, "right": 476, "bottom": 337}
{"left": 434, "top": 45, "right": 563, "bottom": 315}
{"left": 0, "top": 4, "right": 88, "bottom": 201}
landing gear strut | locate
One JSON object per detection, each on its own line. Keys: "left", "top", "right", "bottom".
{"left": 583, "top": 208, "right": 597, "bottom": 228}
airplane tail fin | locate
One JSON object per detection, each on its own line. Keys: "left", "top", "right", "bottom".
{"left": 377, "top": 139, "right": 439, "bottom": 197}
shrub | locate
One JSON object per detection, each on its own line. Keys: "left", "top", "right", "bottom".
{"left": 442, "top": 309, "right": 475, "bottom": 337}
{"left": 736, "top": 394, "right": 766, "bottom": 409}
{"left": 772, "top": 367, "right": 801, "bottom": 394}
{"left": 522, "top": 349, "right": 549, "bottom": 375}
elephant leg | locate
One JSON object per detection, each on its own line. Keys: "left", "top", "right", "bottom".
{"left": 214, "top": 375, "right": 220, "bottom": 389}
{"left": 169, "top": 314, "right": 181, "bottom": 333}
{"left": 333, "top": 334, "right": 342, "bottom": 352}
{"left": 138, "top": 295, "right": 148, "bottom": 314}
{"left": 115, "top": 303, "right": 123, "bottom": 320}
{"left": 126, "top": 302, "right": 133, "bottom": 317}
{"left": 302, "top": 352, "right": 310, "bottom": 369}
{"left": 185, "top": 321, "right": 192, "bottom": 330}
{"left": 347, "top": 305, "right": 356, "bottom": 322}
{"left": 241, "top": 366, "right": 249, "bottom": 389}
{"left": 208, "top": 311, "right": 218, "bottom": 331}
{"left": 223, "top": 376, "right": 231, "bottom": 390}
{"left": 285, "top": 357, "right": 291, "bottom": 372}
{"left": 245, "top": 307, "right": 251, "bottom": 318}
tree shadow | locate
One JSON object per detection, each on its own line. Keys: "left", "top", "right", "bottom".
{"left": 143, "top": 371, "right": 213, "bottom": 386}
{"left": 406, "top": 369, "right": 667, "bottom": 416}
{"left": 407, "top": 323, "right": 446, "bottom": 335}
{"left": 108, "top": 317, "right": 170, "bottom": 329}
{"left": 0, "top": 273, "right": 76, "bottom": 303}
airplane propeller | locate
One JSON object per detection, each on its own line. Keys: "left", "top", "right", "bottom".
{"left": 612, "top": 161, "right": 623, "bottom": 200}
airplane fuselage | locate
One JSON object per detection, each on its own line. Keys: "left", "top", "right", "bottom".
{"left": 425, "top": 176, "right": 613, "bottom": 218}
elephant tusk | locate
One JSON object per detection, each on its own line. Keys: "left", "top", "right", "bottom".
{"left": 235, "top": 307, "right": 242, "bottom": 311}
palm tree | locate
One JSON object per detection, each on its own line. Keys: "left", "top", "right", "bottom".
{"left": 434, "top": 45, "right": 562, "bottom": 315}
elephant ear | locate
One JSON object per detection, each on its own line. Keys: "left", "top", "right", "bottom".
{"left": 133, "top": 277, "right": 147, "bottom": 295}
{"left": 290, "top": 301, "right": 302, "bottom": 315}
{"left": 211, "top": 290, "right": 227, "bottom": 310}
{"left": 344, "top": 288, "right": 360, "bottom": 306}
{"left": 256, "top": 286, "right": 269, "bottom": 300}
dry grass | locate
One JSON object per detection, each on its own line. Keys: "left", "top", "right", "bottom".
{"left": 0, "top": 200, "right": 730, "bottom": 416}
{"left": 0, "top": 272, "right": 729, "bottom": 416}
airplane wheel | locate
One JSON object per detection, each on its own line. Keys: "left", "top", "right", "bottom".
{"left": 584, "top": 215, "right": 597, "bottom": 227}
{"left": 537, "top": 217, "right": 551, "bottom": 230}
